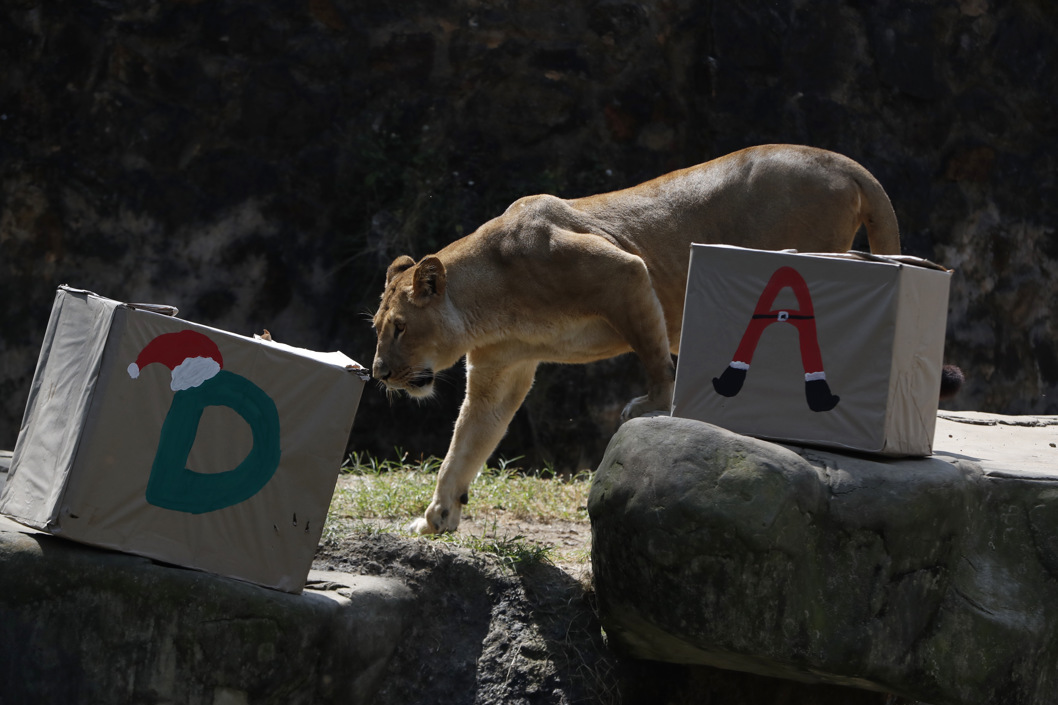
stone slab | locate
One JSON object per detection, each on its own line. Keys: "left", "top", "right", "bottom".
{"left": 0, "top": 515, "right": 413, "bottom": 704}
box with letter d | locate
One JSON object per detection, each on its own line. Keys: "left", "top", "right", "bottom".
{"left": 0, "top": 286, "right": 368, "bottom": 592}
{"left": 672, "top": 245, "right": 952, "bottom": 456}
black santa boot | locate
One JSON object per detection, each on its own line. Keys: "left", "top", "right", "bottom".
{"left": 805, "top": 377, "right": 839, "bottom": 412}
{"left": 712, "top": 364, "right": 748, "bottom": 397}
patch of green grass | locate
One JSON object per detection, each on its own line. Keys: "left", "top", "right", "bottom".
{"left": 329, "top": 449, "right": 441, "bottom": 521}
{"left": 324, "top": 450, "right": 592, "bottom": 568}
{"left": 472, "top": 460, "right": 593, "bottom": 524}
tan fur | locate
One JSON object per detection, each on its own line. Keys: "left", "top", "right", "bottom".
{"left": 372, "top": 144, "right": 900, "bottom": 534}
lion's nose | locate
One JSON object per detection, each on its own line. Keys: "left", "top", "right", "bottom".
{"left": 373, "top": 359, "right": 390, "bottom": 381}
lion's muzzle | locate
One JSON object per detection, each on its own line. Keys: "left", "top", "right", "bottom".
{"left": 408, "top": 370, "right": 435, "bottom": 390}
{"left": 372, "top": 356, "right": 389, "bottom": 381}
{"left": 373, "top": 359, "right": 435, "bottom": 397}
{"left": 402, "top": 369, "right": 436, "bottom": 398}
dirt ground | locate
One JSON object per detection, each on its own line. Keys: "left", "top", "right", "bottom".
{"left": 312, "top": 504, "right": 916, "bottom": 705}
{"left": 313, "top": 528, "right": 615, "bottom": 705}
{"left": 313, "top": 481, "right": 609, "bottom": 705}
{"left": 455, "top": 514, "right": 593, "bottom": 575}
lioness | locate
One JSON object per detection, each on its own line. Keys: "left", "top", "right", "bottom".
{"left": 374, "top": 144, "right": 900, "bottom": 534}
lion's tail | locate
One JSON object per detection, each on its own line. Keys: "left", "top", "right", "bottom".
{"left": 855, "top": 171, "right": 901, "bottom": 256}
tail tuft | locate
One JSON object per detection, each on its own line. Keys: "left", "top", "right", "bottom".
{"left": 940, "top": 364, "right": 965, "bottom": 401}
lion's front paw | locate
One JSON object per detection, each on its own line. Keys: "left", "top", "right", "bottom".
{"left": 407, "top": 500, "right": 463, "bottom": 535}
{"left": 406, "top": 516, "right": 436, "bottom": 535}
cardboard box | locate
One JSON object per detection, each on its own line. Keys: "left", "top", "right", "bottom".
{"left": 672, "top": 246, "right": 952, "bottom": 456}
{"left": 0, "top": 286, "right": 368, "bottom": 592}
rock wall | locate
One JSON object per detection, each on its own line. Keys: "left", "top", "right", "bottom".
{"left": 2, "top": 0, "right": 1055, "bottom": 466}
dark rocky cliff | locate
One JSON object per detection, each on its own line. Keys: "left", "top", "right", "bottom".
{"left": 2, "top": 0, "right": 1055, "bottom": 467}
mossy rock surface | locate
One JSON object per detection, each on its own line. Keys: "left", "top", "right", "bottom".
{"left": 0, "top": 519, "right": 412, "bottom": 705}
{"left": 590, "top": 416, "right": 1058, "bottom": 705}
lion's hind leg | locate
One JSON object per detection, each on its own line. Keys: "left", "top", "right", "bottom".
{"left": 550, "top": 230, "right": 676, "bottom": 422}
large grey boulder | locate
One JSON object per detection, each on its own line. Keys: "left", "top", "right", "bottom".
{"left": 0, "top": 517, "right": 413, "bottom": 704}
{"left": 589, "top": 415, "right": 1058, "bottom": 705}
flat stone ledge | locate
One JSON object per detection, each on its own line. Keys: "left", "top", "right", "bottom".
{"left": 933, "top": 411, "right": 1058, "bottom": 477}
{"left": 0, "top": 516, "right": 413, "bottom": 705}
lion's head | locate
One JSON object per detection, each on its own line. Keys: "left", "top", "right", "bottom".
{"left": 372, "top": 254, "right": 462, "bottom": 398}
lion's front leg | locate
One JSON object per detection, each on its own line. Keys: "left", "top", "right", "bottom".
{"left": 409, "top": 357, "right": 538, "bottom": 534}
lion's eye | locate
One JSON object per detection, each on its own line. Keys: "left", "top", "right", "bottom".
{"left": 393, "top": 321, "right": 406, "bottom": 339}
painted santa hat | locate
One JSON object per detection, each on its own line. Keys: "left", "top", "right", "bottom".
{"left": 128, "top": 330, "right": 225, "bottom": 391}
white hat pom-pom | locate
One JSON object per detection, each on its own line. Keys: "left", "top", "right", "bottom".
{"left": 127, "top": 362, "right": 140, "bottom": 379}
{"left": 170, "top": 356, "right": 221, "bottom": 391}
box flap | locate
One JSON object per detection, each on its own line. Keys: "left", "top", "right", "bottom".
{"left": 804, "top": 250, "right": 951, "bottom": 272}
{"left": 1, "top": 288, "right": 122, "bottom": 527}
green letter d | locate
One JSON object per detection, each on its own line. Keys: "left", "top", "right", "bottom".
{"left": 146, "top": 370, "right": 281, "bottom": 514}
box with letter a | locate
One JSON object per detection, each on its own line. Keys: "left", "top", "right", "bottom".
{"left": 0, "top": 286, "right": 368, "bottom": 592}
{"left": 672, "top": 245, "right": 952, "bottom": 456}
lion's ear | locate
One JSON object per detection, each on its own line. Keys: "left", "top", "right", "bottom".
{"left": 411, "top": 256, "right": 446, "bottom": 305}
{"left": 385, "top": 255, "right": 416, "bottom": 287}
